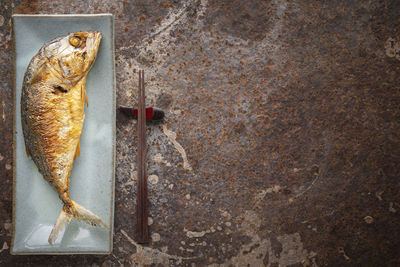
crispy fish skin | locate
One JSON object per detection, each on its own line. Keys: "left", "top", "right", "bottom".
{"left": 21, "top": 31, "right": 106, "bottom": 245}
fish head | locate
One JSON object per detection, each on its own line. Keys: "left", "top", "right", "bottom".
{"left": 42, "top": 31, "right": 102, "bottom": 84}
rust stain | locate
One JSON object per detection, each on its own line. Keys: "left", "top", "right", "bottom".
{"left": 18, "top": 0, "right": 40, "bottom": 14}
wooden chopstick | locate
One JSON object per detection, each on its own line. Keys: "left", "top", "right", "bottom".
{"left": 136, "top": 70, "right": 149, "bottom": 243}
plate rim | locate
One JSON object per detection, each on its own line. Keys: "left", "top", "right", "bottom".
{"left": 12, "top": 13, "right": 113, "bottom": 18}
{"left": 11, "top": 13, "right": 116, "bottom": 255}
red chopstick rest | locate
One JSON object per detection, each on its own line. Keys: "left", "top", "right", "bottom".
{"left": 119, "top": 106, "right": 165, "bottom": 121}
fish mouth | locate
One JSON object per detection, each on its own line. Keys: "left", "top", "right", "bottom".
{"left": 86, "top": 31, "right": 102, "bottom": 57}
{"left": 83, "top": 31, "right": 102, "bottom": 71}
{"left": 91, "top": 31, "right": 102, "bottom": 50}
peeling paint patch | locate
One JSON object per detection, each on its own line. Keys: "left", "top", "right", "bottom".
{"left": 186, "top": 230, "right": 206, "bottom": 238}
{"left": 116, "top": 0, "right": 201, "bottom": 105}
{"left": 219, "top": 209, "right": 232, "bottom": 220}
{"left": 153, "top": 153, "right": 172, "bottom": 167}
{"left": 3, "top": 222, "right": 11, "bottom": 232}
{"left": 152, "top": 232, "right": 161, "bottom": 242}
{"left": 364, "top": 216, "right": 374, "bottom": 224}
{"left": 338, "top": 247, "right": 350, "bottom": 261}
{"left": 385, "top": 37, "right": 400, "bottom": 60}
{"left": 122, "top": 163, "right": 137, "bottom": 187}
{"left": 218, "top": 235, "right": 270, "bottom": 267}
{"left": 118, "top": 0, "right": 196, "bottom": 53}
{"left": 375, "top": 190, "right": 384, "bottom": 201}
{"left": 240, "top": 210, "right": 262, "bottom": 235}
{"left": 153, "top": 153, "right": 164, "bottom": 163}
{"left": 265, "top": 185, "right": 282, "bottom": 194}
{"left": 254, "top": 185, "right": 282, "bottom": 204}
{"left": 173, "top": 109, "right": 182, "bottom": 115}
{"left": 5, "top": 163, "right": 11, "bottom": 170}
{"left": 275, "top": 233, "right": 317, "bottom": 266}
{"left": 163, "top": 125, "right": 192, "bottom": 171}
{"left": 389, "top": 202, "right": 397, "bottom": 213}
{"left": 121, "top": 230, "right": 195, "bottom": 265}
{"left": 148, "top": 174, "right": 159, "bottom": 185}
{"left": 0, "top": 242, "right": 8, "bottom": 253}
{"left": 217, "top": 210, "right": 317, "bottom": 266}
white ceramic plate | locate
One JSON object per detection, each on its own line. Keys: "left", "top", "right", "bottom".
{"left": 11, "top": 14, "right": 115, "bottom": 255}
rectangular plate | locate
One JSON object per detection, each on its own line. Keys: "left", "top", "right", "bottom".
{"left": 11, "top": 14, "right": 115, "bottom": 255}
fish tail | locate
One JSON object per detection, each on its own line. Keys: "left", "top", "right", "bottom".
{"left": 48, "top": 201, "right": 107, "bottom": 245}
{"left": 69, "top": 200, "right": 108, "bottom": 229}
{"left": 48, "top": 206, "right": 73, "bottom": 245}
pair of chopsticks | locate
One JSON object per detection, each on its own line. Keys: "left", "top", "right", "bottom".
{"left": 136, "top": 70, "right": 149, "bottom": 243}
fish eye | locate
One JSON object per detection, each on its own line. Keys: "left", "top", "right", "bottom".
{"left": 69, "top": 36, "right": 81, "bottom": 47}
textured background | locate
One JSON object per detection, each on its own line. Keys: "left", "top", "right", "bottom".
{"left": 0, "top": 0, "right": 399, "bottom": 266}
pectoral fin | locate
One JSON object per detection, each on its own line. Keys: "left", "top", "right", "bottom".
{"left": 74, "top": 141, "right": 80, "bottom": 160}
{"left": 85, "top": 90, "right": 89, "bottom": 107}
{"left": 80, "top": 79, "right": 88, "bottom": 107}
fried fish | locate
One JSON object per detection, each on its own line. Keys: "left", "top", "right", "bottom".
{"left": 21, "top": 31, "right": 106, "bottom": 244}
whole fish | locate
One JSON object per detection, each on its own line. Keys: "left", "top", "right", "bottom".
{"left": 21, "top": 31, "right": 106, "bottom": 244}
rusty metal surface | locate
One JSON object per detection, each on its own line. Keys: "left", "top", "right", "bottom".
{"left": 1, "top": 0, "right": 400, "bottom": 266}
